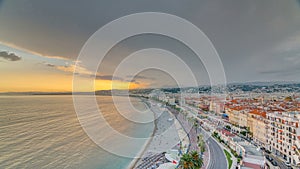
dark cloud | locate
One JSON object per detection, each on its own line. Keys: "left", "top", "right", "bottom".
{"left": 43, "top": 62, "right": 66, "bottom": 68}
{"left": 1, "top": 1, "right": 300, "bottom": 83}
{"left": 126, "top": 75, "right": 155, "bottom": 80}
{"left": 0, "top": 51, "right": 21, "bottom": 61}
{"left": 125, "top": 75, "right": 157, "bottom": 85}
{"left": 45, "top": 63, "right": 55, "bottom": 67}
{"left": 255, "top": 46, "right": 300, "bottom": 78}
{"left": 259, "top": 65, "right": 300, "bottom": 76}
{"left": 94, "top": 75, "right": 124, "bottom": 81}
{"left": 124, "top": 79, "right": 140, "bottom": 84}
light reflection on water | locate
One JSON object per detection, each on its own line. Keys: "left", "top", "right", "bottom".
{"left": 0, "top": 96, "right": 154, "bottom": 169}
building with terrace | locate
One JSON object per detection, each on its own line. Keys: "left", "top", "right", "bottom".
{"left": 266, "top": 111, "right": 300, "bottom": 166}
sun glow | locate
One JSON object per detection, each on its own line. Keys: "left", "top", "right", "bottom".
{"left": 0, "top": 70, "right": 143, "bottom": 92}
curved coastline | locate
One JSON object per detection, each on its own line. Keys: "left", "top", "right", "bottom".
{"left": 128, "top": 99, "right": 192, "bottom": 169}
{"left": 127, "top": 98, "right": 157, "bottom": 169}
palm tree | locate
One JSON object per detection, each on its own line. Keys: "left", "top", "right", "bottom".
{"left": 179, "top": 153, "right": 193, "bottom": 169}
{"left": 178, "top": 151, "right": 203, "bottom": 169}
{"left": 183, "top": 112, "right": 188, "bottom": 118}
{"left": 197, "top": 134, "right": 205, "bottom": 153}
{"left": 191, "top": 151, "right": 203, "bottom": 168}
{"left": 194, "top": 119, "right": 199, "bottom": 133}
{"left": 193, "top": 119, "right": 198, "bottom": 127}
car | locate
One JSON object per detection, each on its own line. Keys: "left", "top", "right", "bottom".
{"left": 272, "top": 161, "right": 278, "bottom": 166}
{"left": 284, "top": 161, "right": 291, "bottom": 167}
{"left": 265, "top": 155, "right": 274, "bottom": 162}
{"left": 265, "top": 150, "right": 271, "bottom": 154}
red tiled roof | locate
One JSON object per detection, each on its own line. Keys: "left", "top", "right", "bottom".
{"left": 249, "top": 109, "right": 267, "bottom": 118}
{"left": 219, "top": 129, "right": 235, "bottom": 137}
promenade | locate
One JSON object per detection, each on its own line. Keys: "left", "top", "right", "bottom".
{"left": 182, "top": 104, "right": 229, "bottom": 169}
{"left": 133, "top": 102, "right": 190, "bottom": 169}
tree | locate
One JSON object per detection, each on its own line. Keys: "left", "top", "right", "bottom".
{"left": 179, "top": 153, "right": 193, "bottom": 169}
{"left": 191, "top": 151, "right": 203, "bottom": 168}
{"left": 240, "top": 130, "right": 247, "bottom": 136}
{"left": 178, "top": 151, "right": 203, "bottom": 169}
{"left": 198, "top": 134, "right": 206, "bottom": 153}
{"left": 193, "top": 119, "right": 198, "bottom": 127}
{"left": 225, "top": 125, "right": 231, "bottom": 130}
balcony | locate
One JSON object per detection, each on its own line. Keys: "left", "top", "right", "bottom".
{"left": 292, "top": 155, "right": 300, "bottom": 165}
{"left": 296, "top": 141, "right": 300, "bottom": 149}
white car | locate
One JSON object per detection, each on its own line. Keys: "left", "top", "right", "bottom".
{"left": 284, "top": 161, "right": 291, "bottom": 167}
{"left": 168, "top": 118, "right": 173, "bottom": 122}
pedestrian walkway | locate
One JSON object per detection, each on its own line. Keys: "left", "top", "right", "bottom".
{"left": 201, "top": 143, "right": 209, "bottom": 169}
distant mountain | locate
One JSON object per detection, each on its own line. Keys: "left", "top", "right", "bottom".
{"left": 1, "top": 81, "right": 300, "bottom": 95}
{"left": 228, "top": 81, "right": 300, "bottom": 86}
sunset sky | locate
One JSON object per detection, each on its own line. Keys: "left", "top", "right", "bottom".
{"left": 0, "top": 43, "right": 139, "bottom": 92}
{"left": 1, "top": 0, "right": 300, "bottom": 92}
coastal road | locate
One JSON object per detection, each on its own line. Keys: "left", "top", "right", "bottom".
{"left": 269, "top": 154, "right": 288, "bottom": 169}
{"left": 197, "top": 125, "right": 227, "bottom": 169}
{"left": 206, "top": 137, "right": 228, "bottom": 169}
{"left": 184, "top": 105, "right": 228, "bottom": 169}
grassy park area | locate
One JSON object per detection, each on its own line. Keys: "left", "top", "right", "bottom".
{"left": 224, "top": 149, "right": 233, "bottom": 169}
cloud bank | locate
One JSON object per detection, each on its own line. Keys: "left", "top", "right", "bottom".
{"left": 0, "top": 51, "right": 21, "bottom": 61}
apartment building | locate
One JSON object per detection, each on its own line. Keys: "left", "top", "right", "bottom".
{"left": 239, "top": 111, "right": 248, "bottom": 128}
{"left": 226, "top": 106, "right": 248, "bottom": 128}
{"left": 266, "top": 112, "right": 300, "bottom": 165}
{"left": 223, "top": 96, "right": 300, "bottom": 167}
{"left": 248, "top": 110, "right": 267, "bottom": 147}
{"left": 209, "top": 100, "right": 225, "bottom": 114}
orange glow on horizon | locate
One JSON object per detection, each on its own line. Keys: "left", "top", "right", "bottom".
{"left": 95, "top": 79, "right": 146, "bottom": 91}
{"left": 0, "top": 57, "right": 146, "bottom": 92}
{"left": 0, "top": 72, "right": 145, "bottom": 92}
{"left": 0, "top": 42, "right": 146, "bottom": 92}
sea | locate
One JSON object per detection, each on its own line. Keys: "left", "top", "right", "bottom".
{"left": 0, "top": 96, "right": 154, "bottom": 169}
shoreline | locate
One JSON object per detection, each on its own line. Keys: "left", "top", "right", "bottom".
{"left": 126, "top": 98, "right": 158, "bottom": 169}
{"left": 129, "top": 99, "right": 192, "bottom": 169}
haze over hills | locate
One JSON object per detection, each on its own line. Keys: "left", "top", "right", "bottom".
{"left": 229, "top": 81, "right": 300, "bottom": 86}
{"left": 1, "top": 81, "right": 300, "bottom": 95}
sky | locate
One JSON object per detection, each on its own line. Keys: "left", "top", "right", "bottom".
{"left": 1, "top": 0, "right": 300, "bottom": 92}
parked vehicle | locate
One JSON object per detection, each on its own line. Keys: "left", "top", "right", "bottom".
{"left": 265, "top": 155, "right": 273, "bottom": 162}
{"left": 284, "top": 161, "right": 291, "bottom": 167}
{"left": 271, "top": 161, "right": 278, "bottom": 166}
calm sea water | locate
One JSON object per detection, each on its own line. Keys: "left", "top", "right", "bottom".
{"left": 0, "top": 96, "right": 154, "bottom": 169}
